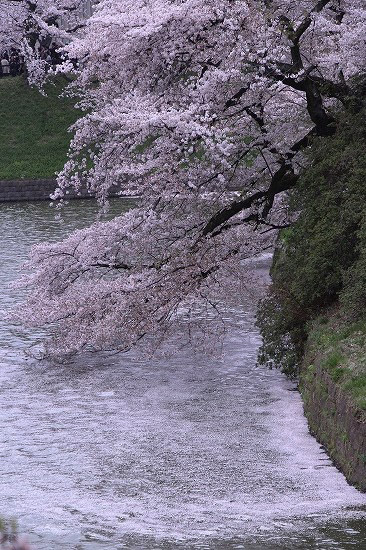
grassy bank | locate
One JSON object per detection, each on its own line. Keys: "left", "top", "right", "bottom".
{"left": 0, "top": 76, "right": 79, "bottom": 180}
{"left": 304, "top": 312, "right": 366, "bottom": 412}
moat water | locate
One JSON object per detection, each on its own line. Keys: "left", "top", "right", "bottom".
{"left": 0, "top": 200, "right": 365, "bottom": 549}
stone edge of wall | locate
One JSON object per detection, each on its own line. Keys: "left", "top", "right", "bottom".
{"left": 300, "top": 362, "right": 366, "bottom": 491}
{"left": 0, "top": 179, "right": 123, "bottom": 202}
{"left": 0, "top": 179, "right": 242, "bottom": 202}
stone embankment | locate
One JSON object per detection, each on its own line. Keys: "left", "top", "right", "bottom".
{"left": 300, "top": 358, "right": 366, "bottom": 492}
{"left": 0, "top": 180, "right": 126, "bottom": 202}
{"left": 0, "top": 179, "right": 83, "bottom": 202}
{"left": 0, "top": 180, "right": 241, "bottom": 202}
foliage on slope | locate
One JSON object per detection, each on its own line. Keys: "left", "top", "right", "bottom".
{"left": 256, "top": 107, "right": 366, "bottom": 378}
{"left": 0, "top": 76, "right": 79, "bottom": 180}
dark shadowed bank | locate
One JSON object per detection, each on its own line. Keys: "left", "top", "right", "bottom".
{"left": 257, "top": 107, "right": 366, "bottom": 491}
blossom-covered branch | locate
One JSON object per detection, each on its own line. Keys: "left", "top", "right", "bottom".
{"left": 0, "top": 0, "right": 92, "bottom": 85}
{"left": 13, "top": 0, "right": 366, "bottom": 356}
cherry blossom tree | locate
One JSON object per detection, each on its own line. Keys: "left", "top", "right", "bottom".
{"left": 14, "top": 0, "right": 366, "bottom": 357}
{"left": 0, "top": 0, "right": 93, "bottom": 85}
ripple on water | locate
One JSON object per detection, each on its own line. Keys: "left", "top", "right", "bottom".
{"left": 0, "top": 200, "right": 365, "bottom": 550}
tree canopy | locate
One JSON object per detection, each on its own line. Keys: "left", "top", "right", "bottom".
{"left": 0, "top": 0, "right": 91, "bottom": 85}
{"left": 10, "top": 0, "right": 366, "bottom": 357}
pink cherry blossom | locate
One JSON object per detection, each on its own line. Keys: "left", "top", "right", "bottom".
{"left": 9, "top": 0, "right": 366, "bottom": 356}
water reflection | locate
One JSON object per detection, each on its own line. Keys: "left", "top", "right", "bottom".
{"left": 0, "top": 200, "right": 365, "bottom": 549}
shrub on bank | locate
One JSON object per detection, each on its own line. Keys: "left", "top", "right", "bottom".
{"left": 257, "top": 108, "right": 366, "bottom": 378}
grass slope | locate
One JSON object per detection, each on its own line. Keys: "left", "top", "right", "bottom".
{"left": 0, "top": 76, "right": 80, "bottom": 180}
{"left": 305, "top": 313, "right": 366, "bottom": 411}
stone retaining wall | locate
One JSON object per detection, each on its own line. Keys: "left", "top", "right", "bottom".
{"left": 0, "top": 179, "right": 99, "bottom": 202}
{"left": 0, "top": 179, "right": 242, "bottom": 202}
{"left": 0, "top": 179, "right": 57, "bottom": 202}
{"left": 300, "top": 363, "right": 366, "bottom": 491}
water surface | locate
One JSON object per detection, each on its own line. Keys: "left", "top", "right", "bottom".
{"left": 0, "top": 200, "right": 365, "bottom": 549}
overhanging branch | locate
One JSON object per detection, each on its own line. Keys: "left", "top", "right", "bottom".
{"left": 201, "top": 127, "right": 321, "bottom": 238}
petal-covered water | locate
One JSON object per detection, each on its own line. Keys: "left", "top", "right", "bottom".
{"left": 0, "top": 200, "right": 365, "bottom": 549}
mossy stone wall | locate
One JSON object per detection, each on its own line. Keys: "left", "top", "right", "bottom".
{"left": 300, "top": 361, "right": 366, "bottom": 491}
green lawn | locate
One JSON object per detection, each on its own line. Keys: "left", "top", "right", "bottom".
{"left": 0, "top": 76, "right": 80, "bottom": 180}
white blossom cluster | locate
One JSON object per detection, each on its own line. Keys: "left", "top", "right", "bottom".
{"left": 10, "top": 0, "right": 366, "bottom": 356}
{"left": 0, "top": 0, "right": 89, "bottom": 85}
